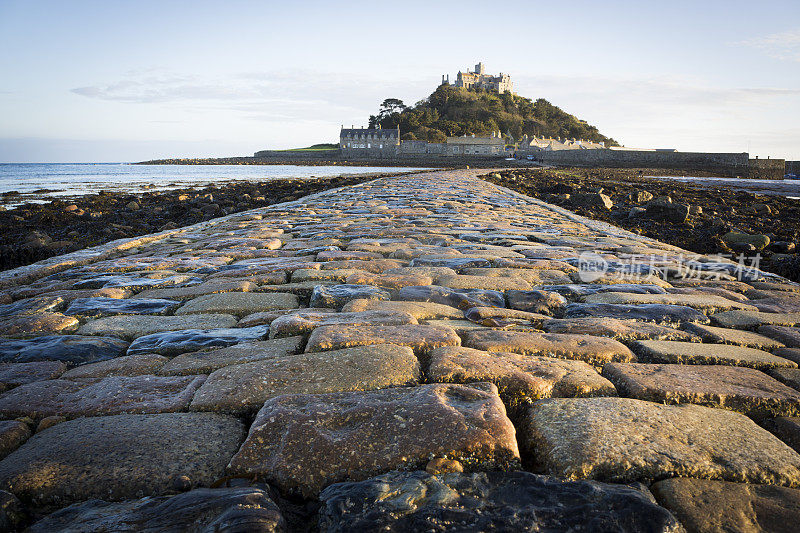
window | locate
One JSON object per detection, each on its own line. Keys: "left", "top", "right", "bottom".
{"left": 379, "top": 144, "right": 383, "bottom": 149}
{"left": 367, "top": 143, "right": 371, "bottom": 148}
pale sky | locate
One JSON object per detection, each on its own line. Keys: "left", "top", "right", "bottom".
{"left": 1, "top": 0, "right": 799, "bottom": 162}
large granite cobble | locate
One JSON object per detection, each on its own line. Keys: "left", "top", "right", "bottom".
{"left": 190, "top": 345, "right": 420, "bottom": 414}
{"left": 0, "top": 361, "right": 66, "bottom": 391}
{"left": 0, "top": 374, "right": 206, "bottom": 419}
{"left": 603, "top": 362, "right": 800, "bottom": 419}
{"left": 126, "top": 325, "right": 269, "bottom": 356}
{"left": 305, "top": 324, "right": 461, "bottom": 355}
{"left": 633, "top": 339, "right": 797, "bottom": 369}
{"left": 28, "top": 487, "right": 286, "bottom": 532}
{"left": 78, "top": 313, "right": 238, "bottom": 339}
{"left": 60, "top": 353, "right": 168, "bottom": 378}
{"left": 462, "top": 329, "right": 635, "bottom": 366}
{"left": 522, "top": 397, "right": 800, "bottom": 485}
{"left": 683, "top": 322, "right": 785, "bottom": 349}
{"left": 426, "top": 346, "right": 615, "bottom": 406}
{"left": 543, "top": 317, "right": 699, "bottom": 342}
{"left": 0, "top": 335, "right": 128, "bottom": 366}
{"left": 651, "top": 477, "right": 800, "bottom": 533}
{"left": 0, "top": 421, "right": 30, "bottom": 460}
{"left": 268, "top": 310, "right": 417, "bottom": 338}
{"left": 159, "top": 336, "right": 302, "bottom": 375}
{"left": 319, "top": 471, "right": 681, "bottom": 532}
{"left": 227, "top": 382, "right": 519, "bottom": 497}
{"left": 174, "top": 292, "right": 299, "bottom": 316}
{"left": 0, "top": 413, "right": 245, "bottom": 507}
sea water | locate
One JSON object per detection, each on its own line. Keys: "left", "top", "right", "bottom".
{"left": 0, "top": 163, "right": 426, "bottom": 204}
{"left": 648, "top": 174, "right": 800, "bottom": 198}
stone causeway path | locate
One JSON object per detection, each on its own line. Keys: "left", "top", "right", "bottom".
{"left": 1, "top": 169, "right": 800, "bottom": 530}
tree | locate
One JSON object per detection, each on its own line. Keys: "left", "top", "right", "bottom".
{"left": 377, "top": 98, "right": 406, "bottom": 122}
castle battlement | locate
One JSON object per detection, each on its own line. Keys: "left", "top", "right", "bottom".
{"left": 443, "top": 62, "right": 514, "bottom": 94}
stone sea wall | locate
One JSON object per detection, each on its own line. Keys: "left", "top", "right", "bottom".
{"left": 252, "top": 149, "right": 340, "bottom": 160}
{"left": 522, "top": 149, "right": 751, "bottom": 177}
{"left": 0, "top": 169, "right": 799, "bottom": 530}
{"left": 749, "top": 158, "right": 787, "bottom": 179}
{"left": 250, "top": 147, "right": 782, "bottom": 178}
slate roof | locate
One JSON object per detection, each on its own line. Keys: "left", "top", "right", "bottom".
{"left": 340, "top": 129, "right": 398, "bottom": 138}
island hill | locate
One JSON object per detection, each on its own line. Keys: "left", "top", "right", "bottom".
{"left": 291, "top": 64, "right": 620, "bottom": 161}
{"left": 144, "top": 62, "right": 616, "bottom": 165}
{"left": 365, "top": 84, "right": 617, "bottom": 147}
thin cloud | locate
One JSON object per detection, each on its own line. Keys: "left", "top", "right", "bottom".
{"left": 68, "top": 69, "right": 424, "bottom": 126}
{"left": 70, "top": 78, "right": 259, "bottom": 103}
{"left": 515, "top": 73, "right": 800, "bottom": 111}
{"left": 511, "top": 73, "right": 800, "bottom": 153}
{"left": 741, "top": 87, "right": 800, "bottom": 96}
{"left": 739, "top": 29, "right": 800, "bottom": 62}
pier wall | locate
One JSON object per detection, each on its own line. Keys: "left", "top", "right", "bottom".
{"left": 520, "top": 149, "right": 750, "bottom": 177}
{"left": 748, "top": 158, "right": 786, "bottom": 179}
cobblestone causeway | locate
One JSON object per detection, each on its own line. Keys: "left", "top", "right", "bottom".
{"left": 1, "top": 169, "right": 800, "bottom": 530}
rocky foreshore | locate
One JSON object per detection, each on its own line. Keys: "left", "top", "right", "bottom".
{"left": 1, "top": 169, "right": 800, "bottom": 530}
{"left": 484, "top": 167, "right": 800, "bottom": 282}
{"left": 0, "top": 172, "right": 413, "bottom": 272}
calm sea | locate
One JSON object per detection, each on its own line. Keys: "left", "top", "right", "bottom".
{"left": 649, "top": 175, "right": 800, "bottom": 199}
{"left": 0, "top": 163, "right": 426, "bottom": 205}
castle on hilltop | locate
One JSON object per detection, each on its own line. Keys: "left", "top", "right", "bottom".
{"left": 442, "top": 62, "right": 514, "bottom": 94}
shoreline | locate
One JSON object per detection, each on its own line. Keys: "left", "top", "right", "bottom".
{"left": 0, "top": 171, "right": 412, "bottom": 272}
{"left": 0, "top": 163, "right": 430, "bottom": 207}
{"left": 483, "top": 167, "right": 800, "bottom": 282}
{"left": 135, "top": 154, "right": 527, "bottom": 169}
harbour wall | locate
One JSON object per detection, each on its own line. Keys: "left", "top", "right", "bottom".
{"left": 520, "top": 149, "right": 751, "bottom": 177}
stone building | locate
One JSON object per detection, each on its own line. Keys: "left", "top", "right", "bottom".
{"left": 449, "top": 62, "right": 514, "bottom": 94}
{"left": 445, "top": 133, "right": 506, "bottom": 156}
{"left": 519, "top": 135, "right": 605, "bottom": 152}
{"left": 339, "top": 126, "right": 400, "bottom": 159}
{"left": 338, "top": 126, "right": 507, "bottom": 159}
{"left": 398, "top": 140, "right": 445, "bottom": 155}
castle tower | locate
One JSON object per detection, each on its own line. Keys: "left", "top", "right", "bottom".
{"left": 475, "top": 62, "right": 485, "bottom": 75}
